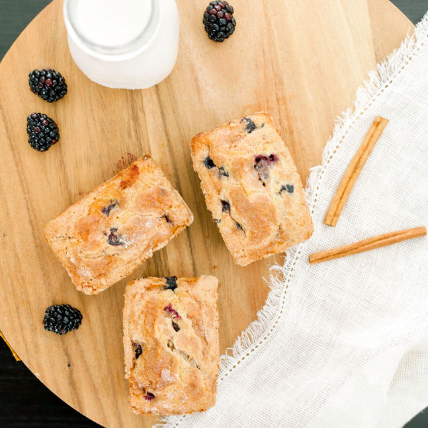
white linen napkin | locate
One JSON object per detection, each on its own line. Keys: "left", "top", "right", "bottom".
{"left": 158, "top": 11, "right": 428, "bottom": 428}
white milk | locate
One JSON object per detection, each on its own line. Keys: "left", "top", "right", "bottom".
{"left": 72, "top": 0, "right": 153, "bottom": 50}
{"left": 63, "top": 0, "right": 180, "bottom": 89}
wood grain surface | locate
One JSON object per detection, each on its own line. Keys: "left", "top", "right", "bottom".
{"left": 0, "top": 1, "right": 413, "bottom": 427}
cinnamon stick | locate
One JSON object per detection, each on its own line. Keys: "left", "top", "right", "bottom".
{"left": 309, "top": 226, "right": 426, "bottom": 265}
{"left": 324, "top": 117, "right": 389, "bottom": 227}
{"left": 0, "top": 330, "right": 20, "bottom": 361}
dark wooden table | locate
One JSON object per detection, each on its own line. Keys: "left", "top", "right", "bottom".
{"left": 0, "top": 1, "right": 427, "bottom": 427}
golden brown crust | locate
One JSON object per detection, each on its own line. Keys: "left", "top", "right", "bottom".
{"left": 123, "top": 276, "right": 219, "bottom": 415}
{"left": 191, "top": 113, "right": 313, "bottom": 266}
{"left": 44, "top": 156, "right": 193, "bottom": 295}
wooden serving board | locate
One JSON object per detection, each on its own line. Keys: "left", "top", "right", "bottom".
{"left": 0, "top": 1, "right": 412, "bottom": 427}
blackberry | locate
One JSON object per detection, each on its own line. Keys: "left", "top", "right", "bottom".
{"left": 172, "top": 321, "right": 180, "bottom": 332}
{"left": 144, "top": 392, "right": 156, "bottom": 401}
{"left": 241, "top": 117, "right": 257, "bottom": 133}
{"left": 43, "top": 304, "right": 83, "bottom": 335}
{"left": 164, "top": 303, "right": 181, "bottom": 319}
{"left": 29, "top": 68, "right": 67, "bottom": 102}
{"left": 162, "top": 214, "right": 173, "bottom": 224}
{"left": 132, "top": 342, "right": 143, "bottom": 359}
{"left": 107, "top": 227, "right": 124, "bottom": 246}
{"left": 203, "top": 1, "right": 236, "bottom": 42}
{"left": 26, "top": 113, "right": 60, "bottom": 152}
{"left": 218, "top": 166, "right": 229, "bottom": 177}
{"left": 164, "top": 276, "right": 178, "bottom": 291}
{"left": 101, "top": 200, "right": 119, "bottom": 216}
{"left": 280, "top": 184, "right": 294, "bottom": 194}
{"left": 203, "top": 156, "right": 216, "bottom": 169}
{"left": 254, "top": 154, "right": 279, "bottom": 182}
{"left": 221, "top": 200, "right": 230, "bottom": 212}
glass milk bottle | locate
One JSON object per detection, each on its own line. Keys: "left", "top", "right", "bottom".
{"left": 63, "top": 0, "right": 180, "bottom": 89}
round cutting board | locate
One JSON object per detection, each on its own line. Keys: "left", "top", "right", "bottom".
{"left": 0, "top": 1, "right": 412, "bottom": 427}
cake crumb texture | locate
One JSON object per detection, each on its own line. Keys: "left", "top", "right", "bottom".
{"left": 123, "top": 276, "right": 219, "bottom": 415}
{"left": 44, "top": 156, "right": 193, "bottom": 294}
{"left": 191, "top": 113, "right": 313, "bottom": 266}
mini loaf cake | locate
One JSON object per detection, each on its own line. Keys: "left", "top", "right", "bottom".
{"left": 123, "top": 276, "right": 219, "bottom": 415}
{"left": 191, "top": 113, "right": 313, "bottom": 266}
{"left": 45, "top": 156, "right": 193, "bottom": 295}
